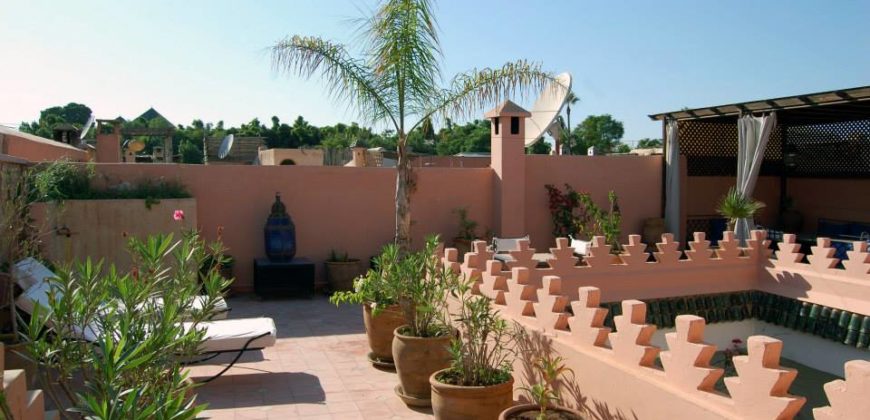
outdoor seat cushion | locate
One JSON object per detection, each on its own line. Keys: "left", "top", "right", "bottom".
{"left": 491, "top": 235, "right": 530, "bottom": 254}
{"left": 12, "top": 257, "right": 55, "bottom": 291}
{"left": 570, "top": 237, "right": 591, "bottom": 256}
{"left": 188, "top": 317, "right": 277, "bottom": 353}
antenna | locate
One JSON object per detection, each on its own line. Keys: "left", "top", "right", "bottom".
{"left": 79, "top": 114, "right": 96, "bottom": 141}
{"left": 218, "top": 134, "right": 234, "bottom": 159}
{"left": 524, "top": 72, "right": 572, "bottom": 148}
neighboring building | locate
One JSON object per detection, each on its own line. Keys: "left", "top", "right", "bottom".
{"left": 205, "top": 136, "right": 266, "bottom": 165}
{"left": 258, "top": 148, "right": 326, "bottom": 166}
{"left": 0, "top": 125, "right": 87, "bottom": 162}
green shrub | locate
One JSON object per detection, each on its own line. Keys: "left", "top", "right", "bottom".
{"left": 30, "top": 160, "right": 191, "bottom": 203}
{"left": 22, "top": 230, "right": 230, "bottom": 419}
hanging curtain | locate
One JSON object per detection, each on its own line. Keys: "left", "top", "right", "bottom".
{"left": 735, "top": 112, "right": 777, "bottom": 243}
{"left": 664, "top": 119, "right": 681, "bottom": 242}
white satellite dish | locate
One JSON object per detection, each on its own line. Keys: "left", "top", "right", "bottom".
{"left": 79, "top": 114, "right": 96, "bottom": 141}
{"left": 218, "top": 134, "right": 234, "bottom": 159}
{"left": 524, "top": 72, "right": 572, "bottom": 147}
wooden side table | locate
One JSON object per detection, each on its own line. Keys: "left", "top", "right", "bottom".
{"left": 253, "top": 257, "right": 315, "bottom": 298}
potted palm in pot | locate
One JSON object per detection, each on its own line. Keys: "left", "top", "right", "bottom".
{"left": 430, "top": 276, "right": 515, "bottom": 419}
{"left": 325, "top": 249, "right": 365, "bottom": 292}
{"left": 717, "top": 187, "right": 766, "bottom": 232}
{"left": 392, "top": 236, "right": 454, "bottom": 407}
{"left": 499, "top": 355, "right": 585, "bottom": 419}
{"left": 452, "top": 207, "right": 478, "bottom": 258}
{"left": 330, "top": 245, "right": 404, "bottom": 367}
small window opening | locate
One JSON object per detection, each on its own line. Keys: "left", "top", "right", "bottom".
{"left": 510, "top": 117, "right": 520, "bottom": 134}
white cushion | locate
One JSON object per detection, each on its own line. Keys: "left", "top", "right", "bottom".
{"left": 187, "top": 317, "right": 277, "bottom": 353}
{"left": 15, "top": 279, "right": 57, "bottom": 316}
{"left": 12, "top": 258, "right": 55, "bottom": 291}
{"left": 491, "top": 235, "right": 530, "bottom": 254}
{"left": 570, "top": 237, "right": 591, "bottom": 256}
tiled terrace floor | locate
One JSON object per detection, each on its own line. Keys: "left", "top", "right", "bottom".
{"left": 187, "top": 295, "right": 434, "bottom": 419}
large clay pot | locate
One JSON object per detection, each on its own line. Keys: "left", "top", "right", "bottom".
{"left": 392, "top": 327, "right": 452, "bottom": 406}
{"left": 499, "top": 403, "right": 586, "bottom": 420}
{"left": 325, "top": 260, "right": 365, "bottom": 292}
{"left": 363, "top": 303, "right": 404, "bottom": 364}
{"left": 642, "top": 217, "right": 665, "bottom": 246}
{"left": 430, "top": 369, "right": 514, "bottom": 420}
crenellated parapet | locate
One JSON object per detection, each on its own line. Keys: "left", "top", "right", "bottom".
{"left": 440, "top": 231, "right": 870, "bottom": 420}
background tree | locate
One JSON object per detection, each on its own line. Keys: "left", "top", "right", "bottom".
{"left": 567, "top": 114, "right": 627, "bottom": 155}
{"left": 526, "top": 140, "right": 552, "bottom": 155}
{"left": 562, "top": 91, "right": 579, "bottom": 153}
{"left": 271, "top": 0, "right": 553, "bottom": 250}
{"left": 19, "top": 103, "right": 93, "bottom": 138}
{"left": 636, "top": 138, "right": 663, "bottom": 148}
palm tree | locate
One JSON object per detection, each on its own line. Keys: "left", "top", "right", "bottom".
{"left": 563, "top": 90, "right": 579, "bottom": 154}
{"left": 271, "top": 0, "right": 553, "bottom": 250}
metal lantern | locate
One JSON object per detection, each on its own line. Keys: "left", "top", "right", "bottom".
{"left": 263, "top": 193, "right": 296, "bottom": 261}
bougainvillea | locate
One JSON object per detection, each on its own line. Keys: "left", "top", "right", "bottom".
{"left": 544, "top": 184, "right": 622, "bottom": 251}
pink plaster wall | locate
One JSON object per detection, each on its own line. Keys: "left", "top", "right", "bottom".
{"left": 0, "top": 133, "right": 87, "bottom": 162}
{"left": 787, "top": 178, "right": 870, "bottom": 232}
{"left": 524, "top": 155, "right": 663, "bottom": 249}
{"left": 90, "top": 164, "right": 493, "bottom": 292}
{"left": 686, "top": 176, "right": 781, "bottom": 227}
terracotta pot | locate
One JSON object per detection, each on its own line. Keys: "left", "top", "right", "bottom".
{"left": 325, "top": 260, "right": 365, "bottom": 292}
{"left": 499, "top": 403, "right": 586, "bottom": 420}
{"left": 363, "top": 303, "right": 404, "bottom": 363}
{"left": 430, "top": 369, "right": 514, "bottom": 420}
{"left": 453, "top": 238, "right": 472, "bottom": 260}
{"left": 392, "top": 327, "right": 452, "bottom": 405}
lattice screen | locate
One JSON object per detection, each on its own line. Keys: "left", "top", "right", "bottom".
{"left": 679, "top": 117, "right": 870, "bottom": 178}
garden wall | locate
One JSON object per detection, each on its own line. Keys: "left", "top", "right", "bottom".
{"left": 0, "top": 129, "right": 87, "bottom": 163}
{"left": 524, "top": 155, "right": 663, "bottom": 250}
{"left": 88, "top": 164, "right": 495, "bottom": 291}
{"left": 33, "top": 198, "right": 197, "bottom": 272}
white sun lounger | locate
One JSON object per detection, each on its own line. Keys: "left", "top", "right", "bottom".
{"left": 13, "top": 258, "right": 275, "bottom": 382}
{"left": 12, "top": 257, "right": 230, "bottom": 320}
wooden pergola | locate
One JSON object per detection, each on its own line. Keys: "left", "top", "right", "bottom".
{"left": 649, "top": 86, "right": 870, "bottom": 246}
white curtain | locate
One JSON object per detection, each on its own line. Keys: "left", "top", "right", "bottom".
{"left": 664, "top": 119, "right": 681, "bottom": 242}
{"left": 735, "top": 112, "right": 777, "bottom": 243}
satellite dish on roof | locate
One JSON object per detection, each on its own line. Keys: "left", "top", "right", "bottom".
{"left": 524, "top": 72, "right": 572, "bottom": 147}
{"left": 218, "top": 134, "right": 234, "bottom": 159}
{"left": 125, "top": 139, "right": 145, "bottom": 153}
{"left": 79, "top": 114, "right": 96, "bottom": 141}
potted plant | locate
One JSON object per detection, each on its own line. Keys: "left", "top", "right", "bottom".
{"left": 391, "top": 236, "right": 454, "bottom": 407}
{"left": 717, "top": 187, "right": 766, "bottom": 232}
{"left": 500, "top": 355, "right": 585, "bottom": 419}
{"left": 330, "top": 245, "right": 404, "bottom": 367}
{"left": 430, "top": 276, "right": 515, "bottom": 419}
{"left": 324, "top": 249, "right": 365, "bottom": 292}
{"left": 452, "top": 208, "right": 478, "bottom": 257}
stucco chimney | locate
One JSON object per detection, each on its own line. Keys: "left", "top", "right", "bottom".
{"left": 486, "top": 100, "right": 530, "bottom": 237}
{"left": 95, "top": 120, "right": 122, "bottom": 163}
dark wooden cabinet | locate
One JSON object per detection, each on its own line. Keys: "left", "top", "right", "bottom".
{"left": 253, "top": 257, "right": 315, "bottom": 298}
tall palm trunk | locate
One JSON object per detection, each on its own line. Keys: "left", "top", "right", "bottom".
{"left": 395, "top": 138, "right": 413, "bottom": 250}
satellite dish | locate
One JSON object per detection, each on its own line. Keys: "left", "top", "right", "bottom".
{"left": 218, "top": 134, "right": 234, "bottom": 159}
{"left": 524, "top": 72, "right": 572, "bottom": 147}
{"left": 126, "top": 139, "right": 145, "bottom": 153}
{"left": 79, "top": 114, "right": 96, "bottom": 141}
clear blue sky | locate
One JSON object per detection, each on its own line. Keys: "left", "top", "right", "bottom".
{"left": 1, "top": 0, "right": 868, "bottom": 144}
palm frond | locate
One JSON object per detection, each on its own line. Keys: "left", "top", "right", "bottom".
{"left": 417, "top": 60, "right": 554, "bottom": 129}
{"left": 271, "top": 35, "right": 397, "bottom": 128}
{"left": 717, "top": 187, "right": 765, "bottom": 220}
{"left": 365, "top": 0, "right": 442, "bottom": 122}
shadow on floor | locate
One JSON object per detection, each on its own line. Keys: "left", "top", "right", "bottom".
{"left": 196, "top": 372, "right": 325, "bottom": 409}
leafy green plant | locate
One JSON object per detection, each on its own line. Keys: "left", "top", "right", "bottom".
{"left": 545, "top": 184, "right": 622, "bottom": 251}
{"left": 329, "top": 244, "right": 399, "bottom": 313}
{"left": 519, "top": 355, "right": 574, "bottom": 419}
{"left": 717, "top": 187, "right": 765, "bottom": 231}
{"left": 392, "top": 236, "right": 452, "bottom": 338}
{"left": 21, "top": 229, "right": 230, "bottom": 419}
{"left": 437, "top": 274, "right": 514, "bottom": 386}
{"left": 577, "top": 190, "right": 622, "bottom": 252}
{"left": 327, "top": 249, "right": 353, "bottom": 262}
{"left": 29, "top": 160, "right": 190, "bottom": 204}
{"left": 453, "top": 207, "right": 478, "bottom": 241}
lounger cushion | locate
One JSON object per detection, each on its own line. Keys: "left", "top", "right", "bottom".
{"left": 188, "top": 317, "right": 277, "bottom": 353}
{"left": 15, "top": 279, "right": 57, "bottom": 316}
{"left": 570, "top": 237, "right": 591, "bottom": 256}
{"left": 491, "top": 235, "right": 530, "bottom": 253}
{"left": 12, "top": 258, "right": 55, "bottom": 291}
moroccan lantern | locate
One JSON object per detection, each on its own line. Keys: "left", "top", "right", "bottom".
{"left": 263, "top": 193, "right": 296, "bottom": 261}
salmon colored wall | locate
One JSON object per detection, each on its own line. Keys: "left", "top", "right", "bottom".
{"left": 686, "top": 176, "right": 781, "bottom": 227}
{"left": 1, "top": 134, "right": 87, "bottom": 162}
{"left": 787, "top": 178, "right": 870, "bottom": 232}
{"left": 524, "top": 155, "right": 663, "bottom": 250}
{"left": 90, "top": 164, "right": 493, "bottom": 291}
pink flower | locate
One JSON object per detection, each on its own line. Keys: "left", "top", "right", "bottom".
{"left": 173, "top": 210, "right": 185, "bottom": 221}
